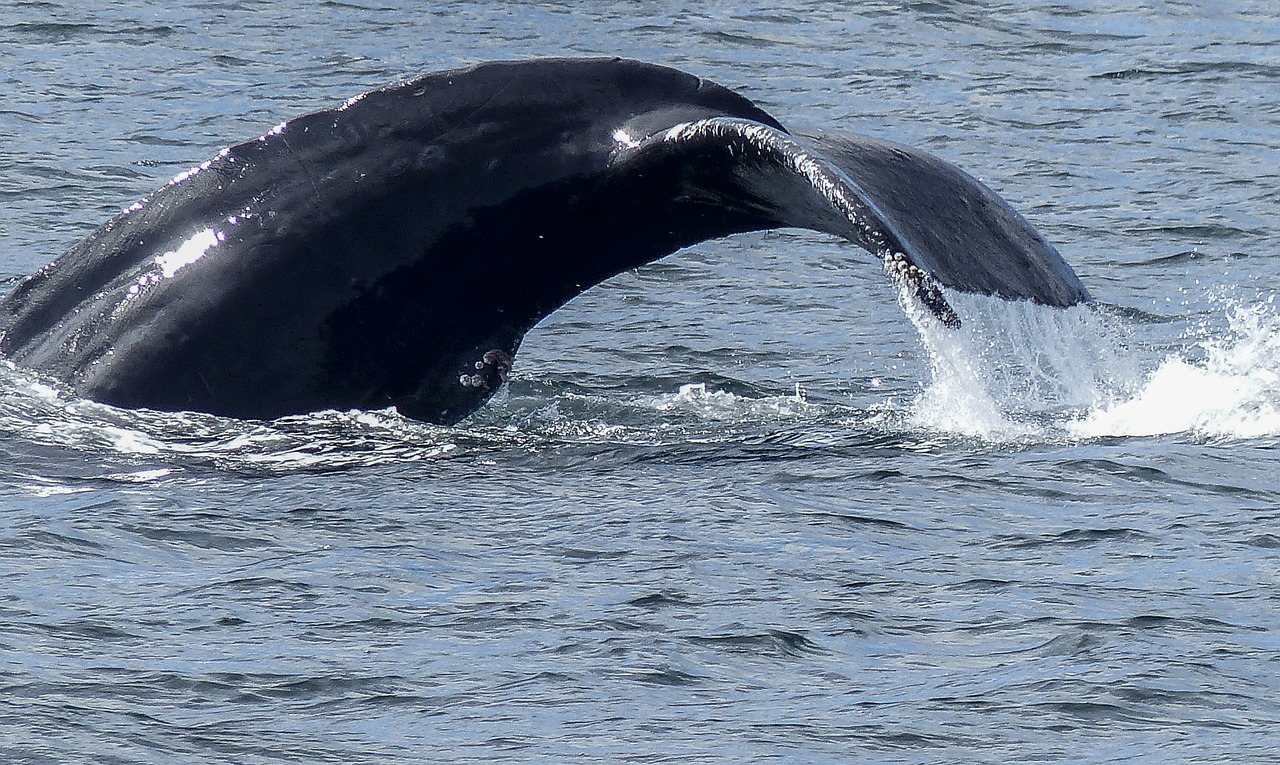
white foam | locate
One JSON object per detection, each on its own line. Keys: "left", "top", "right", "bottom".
{"left": 643, "top": 382, "right": 815, "bottom": 420}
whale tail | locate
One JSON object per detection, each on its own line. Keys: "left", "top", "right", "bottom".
{"left": 798, "top": 130, "right": 1089, "bottom": 308}
{"left": 607, "top": 117, "right": 1089, "bottom": 328}
{"left": 0, "top": 58, "right": 1090, "bottom": 424}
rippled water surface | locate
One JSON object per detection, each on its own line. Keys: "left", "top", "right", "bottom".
{"left": 2, "top": 2, "right": 1279, "bottom": 763}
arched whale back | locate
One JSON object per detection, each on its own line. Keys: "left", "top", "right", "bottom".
{"left": 0, "top": 58, "right": 1089, "bottom": 425}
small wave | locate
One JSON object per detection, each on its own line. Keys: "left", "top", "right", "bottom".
{"left": 1092, "top": 61, "right": 1280, "bottom": 81}
{"left": 474, "top": 380, "right": 864, "bottom": 458}
{"left": 0, "top": 364, "right": 460, "bottom": 475}
{"left": 5, "top": 22, "right": 99, "bottom": 41}
{"left": 641, "top": 382, "right": 817, "bottom": 420}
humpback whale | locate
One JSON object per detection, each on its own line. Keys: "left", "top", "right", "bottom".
{"left": 0, "top": 58, "right": 1089, "bottom": 425}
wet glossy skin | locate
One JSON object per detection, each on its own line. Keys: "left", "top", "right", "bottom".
{"left": 0, "top": 58, "right": 1088, "bottom": 424}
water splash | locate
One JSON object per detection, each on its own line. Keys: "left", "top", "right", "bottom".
{"left": 1074, "top": 299, "right": 1280, "bottom": 439}
{"left": 903, "top": 288, "right": 1280, "bottom": 443}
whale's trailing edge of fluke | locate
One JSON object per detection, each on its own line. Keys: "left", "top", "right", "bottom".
{"left": 0, "top": 58, "right": 1089, "bottom": 424}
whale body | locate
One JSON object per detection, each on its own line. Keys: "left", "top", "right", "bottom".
{"left": 0, "top": 58, "right": 1089, "bottom": 424}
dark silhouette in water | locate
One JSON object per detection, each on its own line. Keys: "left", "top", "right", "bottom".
{"left": 0, "top": 58, "right": 1089, "bottom": 424}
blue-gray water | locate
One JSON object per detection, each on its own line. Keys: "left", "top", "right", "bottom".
{"left": 2, "top": 2, "right": 1279, "bottom": 763}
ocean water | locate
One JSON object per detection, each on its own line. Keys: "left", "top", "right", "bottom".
{"left": 2, "top": 2, "right": 1279, "bottom": 763}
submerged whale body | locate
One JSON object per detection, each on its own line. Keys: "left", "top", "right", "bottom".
{"left": 0, "top": 58, "right": 1089, "bottom": 425}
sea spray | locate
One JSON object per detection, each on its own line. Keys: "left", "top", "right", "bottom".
{"left": 1074, "top": 297, "right": 1280, "bottom": 439}
{"left": 903, "top": 285, "right": 1280, "bottom": 442}
{"left": 900, "top": 289, "right": 1142, "bottom": 440}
